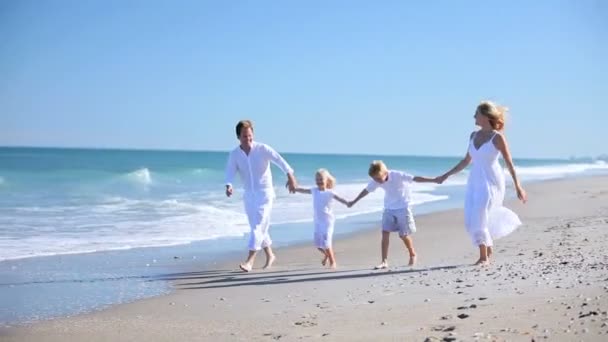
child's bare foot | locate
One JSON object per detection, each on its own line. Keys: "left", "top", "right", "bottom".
{"left": 239, "top": 262, "right": 252, "bottom": 272}
{"left": 408, "top": 254, "right": 417, "bottom": 266}
{"left": 487, "top": 247, "right": 493, "bottom": 259}
{"left": 474, "top": 258, "right": 489, "bottom": 266}
{"left": 374, "top": 261, "right": 388, "bottom": 270}
{"left": 321, "top": 255, "right": 329, "bottom": 266}
{"left": 263, "top": 254, "right": 276, "bottom": 269}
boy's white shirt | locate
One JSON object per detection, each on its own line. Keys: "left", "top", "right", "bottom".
{"left": 225, "top": 141, "right": 294, "bottom": 198}
{"left": 366, "top": 170, "right": 414, "bottom": 210}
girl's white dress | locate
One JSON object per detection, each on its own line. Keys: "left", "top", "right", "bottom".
{"left": 464, "top": 131, "right": 522, "bottom": 246}
{"left": 312, "top": 188, "right": 335, "bottom": 249}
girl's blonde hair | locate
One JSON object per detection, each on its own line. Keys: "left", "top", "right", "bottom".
{"left": 477, "top": 101, "right": 508, "bottom": 131}
{"left": 316, "top": 168, "right": 336, "bottom": 189}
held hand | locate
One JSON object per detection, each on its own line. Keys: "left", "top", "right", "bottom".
{"left": 435, "top": 175, "right": 448, "bottom": 184}
{"left": 225, "top": 185, "right": 233, "bottom": 197}
{"left": 286, "top": 178, "right": 297, "bottom": 194}
{"left": 516, "top": 185, "right": 527, "bottom": 203}
{"left": 347, "top": 201, "right": 354, "bottom": 208}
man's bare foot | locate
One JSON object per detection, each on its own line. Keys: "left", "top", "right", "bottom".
{"left": 408, "top": 254, "right": 417, "bottom": 266}
{"left": 474, "top": 258, "right": 489, "bottom": 266}
{"left": 374, "top": 261, "right": 388, "bottom": 270}
{"left": 239, "top": 263, "right": 252, "bottom": 272}
{"left": 263, "top": 254, "right": 276, "bottom": 269}
{"left": 321, "top": 255, "right": 329, "bottom": 266}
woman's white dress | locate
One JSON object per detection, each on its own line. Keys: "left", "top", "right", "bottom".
{"left": 464, "top": 132, "right": 522, "bottom": 246}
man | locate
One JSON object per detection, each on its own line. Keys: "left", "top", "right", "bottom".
{"left": 225, "top": 120, "right": 298, "bottom": 272}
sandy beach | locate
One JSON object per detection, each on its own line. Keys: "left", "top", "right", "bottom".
{"left": 2, "top": 175, "right": 608, "bottom": 341}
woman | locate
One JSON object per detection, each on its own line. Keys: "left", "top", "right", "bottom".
{"left": 438, "top": 101, "right": 527, "bottom": 265}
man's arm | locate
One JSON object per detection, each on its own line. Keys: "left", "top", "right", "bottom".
{"left": 262, "top": 143, "right": 298, "bottom": 193}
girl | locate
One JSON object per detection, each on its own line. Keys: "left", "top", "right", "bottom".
{"left": 437, "top": 101, "right": 527, "bottom": 266}
{"left": 295, "top": 169, "right": 349, "bottom": 269}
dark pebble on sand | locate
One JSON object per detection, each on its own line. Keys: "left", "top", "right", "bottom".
{"left": 579, "top": 311, "right": 598, "bottom": 318}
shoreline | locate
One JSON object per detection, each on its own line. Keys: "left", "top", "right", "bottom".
{"left": 3, "top": 175, "right": 608, "bottom": 341}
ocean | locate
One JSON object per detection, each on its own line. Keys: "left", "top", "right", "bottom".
{"left": 1, "top": 147, "right": 607, "bottom": 325}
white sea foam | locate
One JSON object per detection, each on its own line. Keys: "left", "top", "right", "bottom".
{"left": 0, "top": 199, "right": 250, "bottom": 261}
{"left": 125, "top": 168, "right": 152, "bottom": 186}
{"left": 514, "top": 161, "right": 608, "bottom": 180}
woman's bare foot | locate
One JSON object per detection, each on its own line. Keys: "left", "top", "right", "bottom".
{"left": 262, "top": 254, "right": 276, "bottom": 269}
{"left": 321, "top": 255, "right": 329, "bottom": 266}
{"left": 408, "top": 254, "right": 417, "bottom": 266}
{"left": 329, "top": 262, "right": 337, "bottom": 270}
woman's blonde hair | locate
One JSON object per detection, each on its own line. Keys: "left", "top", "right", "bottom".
{"left": 368, "top": 160, "right": 388, "bottom": 177}
{"left": 316, "top": 168, "right": 336, "bottom": 189}
{"left": 477, "top": 101, "right": 509, "bottom": 131}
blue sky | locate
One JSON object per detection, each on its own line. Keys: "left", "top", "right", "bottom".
{"left": 1, "top": 0, "right": 606, "bottom": 158}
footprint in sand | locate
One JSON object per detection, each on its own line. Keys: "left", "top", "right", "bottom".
{"left": 432, "top": 325, "right": 456, "bottom": 332}
{"left": 263, "top": 333, "right": 284, "bottom": 340}
{"left": 294, "top": 320, "right": 318, "bottom": 327}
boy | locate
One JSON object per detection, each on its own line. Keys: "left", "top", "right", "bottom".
{"left": 349, "top": 160, "right": 439, "bottom": 269}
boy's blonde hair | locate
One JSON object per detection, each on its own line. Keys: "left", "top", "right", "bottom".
{"left": 476, "top": 101, "right": 508, "bottom": 131}
{"left": 368, "top": 160, "right": 388, "bottom": 177}
{"left": 316, "top": 168, "right": 336, "bottom": 189}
